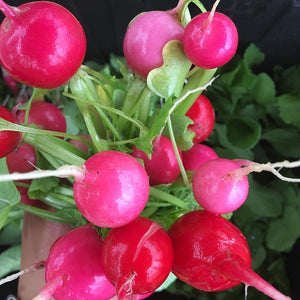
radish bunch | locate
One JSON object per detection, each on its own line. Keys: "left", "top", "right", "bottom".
{"left": 0, "top": 0, "right": 298, "bottom": 299}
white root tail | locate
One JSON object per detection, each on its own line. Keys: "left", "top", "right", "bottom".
{"left": 0, "top": 261, "right": 45, "bottom": 286}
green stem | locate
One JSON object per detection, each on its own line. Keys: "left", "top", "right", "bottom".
{"left": 16, "top": 203, "right": 76, "bottom": 226}
{"left": 149, "top": 187, "right": 189, "bottom": 210}
{"left": 167, "top": 117, "right": 189, "bottom": 186}
{"left": 24, "top": 134, "right": 86, "bottom": 166}
{"left": 175, "top": 67, "right": 217, "bottom": 115}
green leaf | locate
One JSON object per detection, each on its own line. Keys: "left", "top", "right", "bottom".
{"left": 147, "top": 40, "right": 191, "bottom": 98}
{"left": 156, "top": 272, "right": 177, "bottom": 292}
{"left": 262, "top": 128, "right": 300, "bottom": 158}
{"left": 277, "top": 94, "right": 300, "bottom": 129}
{"left": 0, "top": 244, "right": 21, "bottom": 278}
{"left": 243, "top": 43, "right": 265, "bottom": 68}
{"left": 0, "top": 158, "right": 20, "bottom": 206}
{"left": 252, "top": 72, "right": 276, "bottom": 104}
{"left": 245, "top": 177, "right": 283, "bottom": 218}
{"left": 226, "top": 117, "right": 261, "bottom": 149}
{"left": 266, "top": 205, "right": 300, "bottom": 252}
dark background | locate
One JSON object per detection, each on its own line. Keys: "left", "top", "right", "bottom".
{"left": 1, "top": 0, "right": 300, "bottom": 299}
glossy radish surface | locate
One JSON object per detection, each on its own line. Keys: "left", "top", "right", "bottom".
{"left": 41, "top": 224, "right": 115, "bottom": 300}
{"left": 0, "top": 0, "right": 86, "bottom": 89}
{"left": 168, "top": 210, "right": 291, "bottom": 300}
{"left": 192, "top": 158, "right": 249, "bottom": 214}
{"left": 185, "top": 94, "right": 215, "bottom": 143}
{"left": 132, "top": 135, "right": 182, "bottom": 186}
{"left": 183, "top": 11, "right": 238, "bottom": 69}
{"left": 101, "top": 217, "right": 174, "bottom": 299}
{"left": 0, "top": 104, "right": 21, "bottom": 158}
{"left": 17, "top": 101, "right": 67, "bottom": 133}
{"left": 73, "top": 151, "right": 149, "bottom": 228}
{"left": 182, "top": 143, "right": 218, "bottom": 171}
{"left": 123, "top": 10, "right": 184, "bottom": 78}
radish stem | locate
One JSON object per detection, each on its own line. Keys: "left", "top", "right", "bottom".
{"left": 0, "top": 0, "right": 17, "bottom": 19}
{"left": 0, "top": 261, "right": 45, "bottom": 286}
{"left": 0, "top": 165, "right": 85, "bottom": 182}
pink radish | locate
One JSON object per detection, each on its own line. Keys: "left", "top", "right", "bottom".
{"left": 34, "top": 224, "right": 116, "bottom": 300}
{"left": 183, "top": 10, "right": 238, "bottom": 69}
{"left": 132, "top": 135, "right": 182, "bottom": 186}
{"left": 0, "top": 0, "right": 86, "bottom": 89}
{"left": 101, "top": 217, "right": 174, "bottom": 299}
{"left": 182, "top": 143, "right": 218, "bottom": 171}
{"left": 123, "top": 10, "right": 184, "bottom": 78}
{"left": 73, "top": 150, "right": 150, "bottom": 228}
{"left": 0, "top": 104, "right": 21, "bottom": 158}
{"left": 192, "top": 158, "right": 249, "bottom": 214}
{"left": 168, "top": 210, "right": 292, "bottom": 300}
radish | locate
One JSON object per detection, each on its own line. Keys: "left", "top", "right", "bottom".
{"left": 17, "top": 100, "right": 67, "bottom": 133}
{"left": 0, "top": 0, "right": 86, "bottom": 89}
{"left": 34, "top": 224, "right": 116, "bottom": 300}
{"left": 100, "top": 217, "right": 174, "bottom": 299}
{"left": 185, "top": 94, "right": 215, "bottom": 143}
{"left": 182, "top": 143, "right": 218, "bottom": 171}
{"left": 73, "top": 150, "right": 149, "bottom": 228}
{"left": 192, "top": 158, "right": 249, "bottom": 214}
{"left": 132, "top": 135, "right": 182, "bottom": 186}
{"left": 168, "top": 210, "right": 291, "bottom": 300}
{"left": 183, "top": 7, "right": 238, "bottom": 69}
{"left": 0, "top": 104, "right": 21, "bottom": 158}
{"left": 123, "top": 10, "right": 184, "bottom": 78}
{"left": 6, "top": 143, "right": 37, "bottom": 175}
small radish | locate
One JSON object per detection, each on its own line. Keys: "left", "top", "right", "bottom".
{"left": 34, "top": 224, "right": 116, "bottom": 300}
{"left": 185, "top": 94, "right": 215, "bottom": 143}
{"left": 183, "top": 9, "right": 238, "bottom": 69}
{"left": 168, "top": 210, "right": 291, "bottom": 300}
{"left": 68, "top": 134, "right": 91, "bottom": 155}
{"left": 17, "top": 186, "right": 37, "bottom": 206}
{"left": 101, "top": 217, "right": 174, "bottom": 299}
{"left": 0, "top": 0, "right": 86, "bottom": 89}
{"left": 192, "top": 158, "right": 249, "bottom": 214}
{"left": 132, "top": 135, "right": 182, "bottom": 186}
{"left": 0, "top": 104, "right": 21, "bottom": 158}
{"left": 73, "top": 150, "right": 150, "bottom": 228}
{"left": 182, "top": 143, "right": 218, "bottom": 171}
{"left": 123, "top": 10, "right": 184, "bottom": 78}
{"left": 6, "top": 143, "right": 37, "bottom": 174}
{"left": 17, "top": 100, "right": 67, "bottom": 133}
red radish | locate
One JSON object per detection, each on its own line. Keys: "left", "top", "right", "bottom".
{"left": 182, "top": 143, "right": 218, "bottom": 171}
{"left": 34, "top": 224, "right": 116, "bottom": 300}
{"left": 123, "top": 10, "right": 184, "bottom": 78}
{"left": 132, "top": 135, "right": 182, "bottom": 186}
{"left": 17, "top": 101, "right": 67, "bottom": 133}
{"left": 73, "top": 150, "right": 150, "bottom": 228}
{"left": 183, "top": 11, "right": 238, "bottom": 69}
{"left": 101, "top": 217, "right": 174, "bottom": 299}
{"left": 192, "top": 158, "right": 249, "bottom": 214}
{"left": 6, "top": 143, "right": 37, "bottom": 174}
{"left": 185, "top": 94, "right": 215, "bottom": 143}
{"left": 68, "top": 134, "right": 91, "bottom": 155}
{"left": 0, "top": 104, "right": 21, "bottom": 158}
{"left": 0, "top": 0, "right": 86, "bottom": 89}
{"left": 168, "top": 210, "right": 291, "bottom": 300}
{"left": 17, "top": 186, "right": 37, "bottom": 206}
